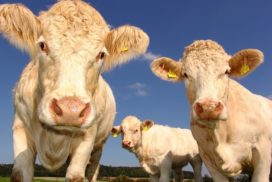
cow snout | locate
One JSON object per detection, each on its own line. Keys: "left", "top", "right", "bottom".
{"left": 193, "top": 99, "right": 224, "bottom": 120}
{"left": 50, "top": 97, "right": 91, "bottom": 126}
{"left": 122, "top": 140, "right": 131, "bottom": 148}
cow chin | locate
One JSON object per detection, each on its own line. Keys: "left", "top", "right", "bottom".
{"left": 122, "top": 144, "right": 135, "bottom": 151}
{"left": 123, "top": 146, "right": 136, "bottom": 153}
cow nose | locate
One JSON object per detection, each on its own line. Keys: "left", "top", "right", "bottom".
{"left": 194, "top": 100, "right": 224, "bottom": 120}
{"left": 50, "top": 97, "right": 91, "bottom": 126}
{"left": 122, "top": 141, "right": 131, "bottom": 148}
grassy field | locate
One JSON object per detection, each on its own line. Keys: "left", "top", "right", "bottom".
{"left": 0, "top": 177, "right": 199, "bottom": 182}
{"left": 0, "top": 177, "right": 64, "bottom": 182}
{"left": 0, "top": 177, "right": 105, "bottom": 182}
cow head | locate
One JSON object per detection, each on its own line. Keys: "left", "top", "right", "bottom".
{"left": 151, "top": 40, "right": 263, "bottom": 124}
{"left": 0, "top": 1, "right": 149, "bottom": 131}
{"left": 112, "top": 116, "right": 154, "bottom": 151}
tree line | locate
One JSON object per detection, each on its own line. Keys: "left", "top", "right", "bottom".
{"left": 0, "top": 163, "right": 194, "bottom": 178}
{"left": 1, "top": 164, "right": 255, "bottom": 181}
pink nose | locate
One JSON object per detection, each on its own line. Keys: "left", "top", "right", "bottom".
{"left": 50, "top": 97, "right": 90, "bottom": 126}
{"left": 122, "top": 141, "right": 131, "bottom": 148}
{"left": 194, "top": 100, "right": 224, "bottom": 120}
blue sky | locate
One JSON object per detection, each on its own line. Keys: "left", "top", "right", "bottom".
{"left": 1, "top": 0, "right": 272, "bottom": 175}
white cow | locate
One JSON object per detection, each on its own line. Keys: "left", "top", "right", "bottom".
{"left": 0, "top": 1, "right": 149, "bottom": 181}
{"left": 112, "top": 115, "right": 202, "bottom": 182}
{"left": 151, "top": 40, "right": 272, "bottom": 182}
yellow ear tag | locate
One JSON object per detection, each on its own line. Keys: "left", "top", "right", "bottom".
{"left": 167, "top": 70, "right": 177, "bottom": 79}
{"left": 240, "top": 63, "right": 250, "bottom": 75}
{"left": 143, "top": 126, "right": 148, "bottom": 131}
{"left": 113, "top": 133, "right": 118, "bottom": 138}
{"left": 121, "top": 47, "right": 129, "bottom": 52}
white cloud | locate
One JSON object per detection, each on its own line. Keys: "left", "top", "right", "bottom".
{"left": 128, "top": 82, "right": 148, "bottom": 96}
{"left": 140, "top": 51, "right": 160, "bottom": 61}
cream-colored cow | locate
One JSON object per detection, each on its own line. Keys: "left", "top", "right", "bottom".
{"left": 151, "top": 40, "right": 272, "bottom": 182}
{"left": 0, "top": 1, "right": 149, "bottom": 181}
{"left": 112, "top": 116, "right": 202, "bottom": 182}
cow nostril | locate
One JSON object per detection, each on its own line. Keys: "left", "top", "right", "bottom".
{"left": 215, "top": 102, "right": 223, "bottom": 112}
{"left": 79, "top": 103, "right": 90, "bottom": 118}
{"left": 194, "top": 102, "right": 203, "bottom": 114}
{"left": 123, "top": 141, "right": 131, "bottom": 146}
{"left": 51, "top": 98, "right": 63, "bottom": 116}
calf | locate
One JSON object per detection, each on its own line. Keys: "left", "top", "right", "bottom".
{"left": 0, "top": 1, "right": 149, "bottom": 181}
{"left": 112, "top": 115, "right": 202, "bottom": 182}
{"left": 151, "top": 40, "right": 272, "bottom": 181}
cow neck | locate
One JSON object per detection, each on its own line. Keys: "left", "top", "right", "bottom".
{"left": 133, "top": 135, "right": 145, "bottom": 162}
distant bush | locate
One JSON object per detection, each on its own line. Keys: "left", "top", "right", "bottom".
{"left": 110, "top": 175, "right": 135, "bottom": 182}
{"left": 203, "top": 175, "right": 213, "bottom": 182}
{"left": 134, "top": 179, "right": 149, "bottom": 182}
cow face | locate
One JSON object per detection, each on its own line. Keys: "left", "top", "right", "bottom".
{"left": 0, "top": 1, "right": 149, "bottom": 131}
{"left": 112, "top": 116, "right": 154, "bottom": 151}
{"left": 151, "top": 40, "right": 263, "bottom": 124}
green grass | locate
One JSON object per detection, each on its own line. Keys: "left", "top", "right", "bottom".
{"left": 0, "top": 177, "right": 9, "bottom": 182}
{"left": 0, "top": 177, "right": 65, "bottom": 182}
{"left": 0, "top": 177, "right": 105, "bottom": 182}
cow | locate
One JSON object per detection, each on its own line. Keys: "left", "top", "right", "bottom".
{"left": 0, "top": 0, "right": 149, "bottom": 181}
{"left": 150, "top": 40, "right": 272, "bottom": 182}
{"left": 112, "top": 115, "right": 202, "bottom": 182}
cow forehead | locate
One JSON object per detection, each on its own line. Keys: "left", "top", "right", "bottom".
{"left": 39, "top": 0, "right": 109, "bottom": 55}
{"left": 182, "top": 40, "right": 231, "bottom": 72}
{"left": 121, "top": 116, "right": 141, "bottom": 129}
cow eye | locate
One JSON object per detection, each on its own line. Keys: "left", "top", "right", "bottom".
{"left": 225, "top": 69, "right": 230, "bottom": 75}
{"left": 97, "top": 51, "right": 106, "bottom": 60}
{"left": 39, "top": 42, "right": 48, "bottom": 52}
{"left": 183, "top": 73, "right": 188, "bottom": 78}
{"left": 134, "top": 129, "right": 138, "bottom": 133}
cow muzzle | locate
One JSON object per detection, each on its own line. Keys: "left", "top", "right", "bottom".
{"left": 192, "top": 99, "right": 227, "bottom": 121}
{"left": 49, "top": 96, "right": 91, "bottom": 127}
{"left": 122, "top": 140, "right": 132, "bottom": 149}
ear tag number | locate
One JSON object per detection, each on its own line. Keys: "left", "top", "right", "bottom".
{"left": 240, "top": 63, "right": 250, "bottom": 75}
{"left": 167, "top": 70, "right": 177, "bottom": 78}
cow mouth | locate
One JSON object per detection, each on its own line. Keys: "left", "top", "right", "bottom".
{"left": 192, "top": 107, "right": 228, "bottom": 127}
{"left": 40, "top": 122, "right": 86, "bottom": 136}
{"left": 195, "top": 119, "right": 217, "bottom": 129}
{"left": 122, "top": 144, "right": 134, "bottom": 150}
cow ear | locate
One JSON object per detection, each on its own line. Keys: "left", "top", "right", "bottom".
{"left": 229, "top": 49, "right": 264, "bottom": 77}
{"left": 141, "top": 120, "right": 154, "bottom": 132}
{"left": 151, "top": 57, "right": 183, "bottom": 82}
{"left": 103, "top": 25, "right": 149, "bottom": 71}
{"left": 111, "top": 126, "right": 121, "bottom": 138}
{"left": 0, "top": 4, "right": 42, "bottom": 56}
